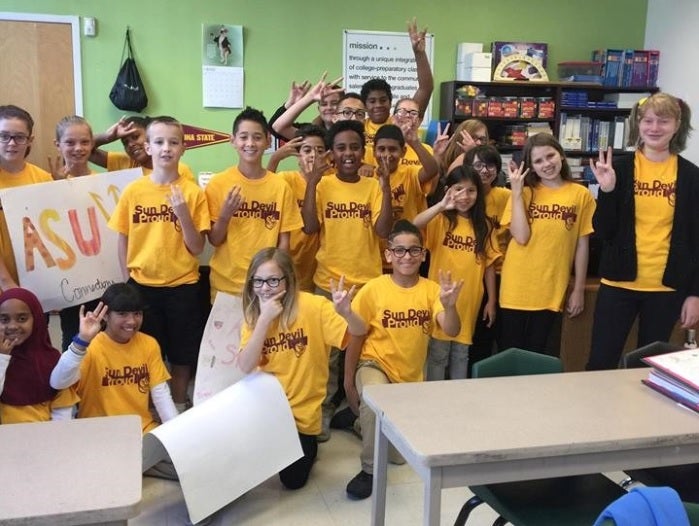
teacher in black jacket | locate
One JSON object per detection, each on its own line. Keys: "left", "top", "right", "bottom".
{"left": 587, "top": 92, "right": 699, "bottom": 370}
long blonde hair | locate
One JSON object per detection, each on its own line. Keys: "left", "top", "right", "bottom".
{"left": 242, "top": 248, "right": 299, "bottom": 331}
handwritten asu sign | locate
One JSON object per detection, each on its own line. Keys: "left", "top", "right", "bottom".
{"left": 0, "top": 169, "right": 142, "bottom": 310}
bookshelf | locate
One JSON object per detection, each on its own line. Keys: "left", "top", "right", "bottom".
{"left": 439, "top": 81, "right": 659, "bottom": 156}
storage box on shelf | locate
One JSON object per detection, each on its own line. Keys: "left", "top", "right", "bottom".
{"left": 440, "top": 81, "right": 659, "bottom": 155}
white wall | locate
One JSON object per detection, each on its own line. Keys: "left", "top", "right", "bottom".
{"left": 645, "top": 0, "right": 699, "bottom": 163}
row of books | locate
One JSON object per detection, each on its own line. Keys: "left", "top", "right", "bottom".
{"left": 592, "top": 48, "right": 660, "bottom": 88}
{"left": 643, "top": 347, "right": 699, "bottom": 413}
{"left": 558, "top": 113, "right": 630, "bottom": 152}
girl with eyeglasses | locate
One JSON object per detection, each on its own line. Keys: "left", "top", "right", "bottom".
{"left": 413, "top": 166, "right": 500, "bottom": 380}
{"left": 0, "top": 105, "right": 53, "bottom": 291}
{"left": 237, "top": 247, "right": 366, "bottom": 490}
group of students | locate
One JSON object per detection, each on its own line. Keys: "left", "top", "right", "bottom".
{"left": 1, "top": 31, "right": 699, "bottom": 509}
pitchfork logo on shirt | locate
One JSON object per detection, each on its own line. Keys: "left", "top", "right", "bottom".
{"left": 634, "top": 179, "right": 676, "bottom": 206}
{"left": 234, "top": 200, "right": 280, "bottom": 229}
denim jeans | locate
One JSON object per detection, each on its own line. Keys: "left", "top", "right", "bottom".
{"left": 425, "top": 337, "right": 470, "bottom": 381}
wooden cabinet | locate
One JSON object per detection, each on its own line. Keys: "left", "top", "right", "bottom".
{"left": 439, "top": 81, "right": 658, "bottom": 155}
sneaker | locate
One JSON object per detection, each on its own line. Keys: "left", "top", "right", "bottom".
{"left": 346, "top": 470, "right": 373, "bottom": 499}
{"left": 330, "top": 407, "right": 357, "bottom": 429}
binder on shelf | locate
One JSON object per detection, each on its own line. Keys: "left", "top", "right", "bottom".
{"left": 603, "top": 49, "right": 624, "bottom": 87}
{"left": 631, "top": 50, "right": 650, "bottom": 87}
{"left": 647, "top": 50, "right": 661, "bottom": 87}
{"left": 613, "top": 117, "right": 626, "bottom": 150}
{"left": 621, "top": 49, "right": 635, "bottom": 88}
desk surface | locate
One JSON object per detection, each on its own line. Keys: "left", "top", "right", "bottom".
{"left": 0, "top": 415, "right": 142, "bottom": 526}
{"left": 364, "top": 368, "right": 699, "bottom": 469}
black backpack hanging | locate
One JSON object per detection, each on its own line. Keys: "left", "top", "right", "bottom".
{"left": 109, "top": 28, "right": 148, "bottom": 112}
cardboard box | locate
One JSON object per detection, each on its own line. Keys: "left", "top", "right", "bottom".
{"left": 456, "top": 64, "right": 491, "bottom": 82}
{"left": 462, "top": 52, "right": 492, "bottom": 68}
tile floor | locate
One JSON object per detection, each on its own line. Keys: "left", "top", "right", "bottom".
{"left": 132, "top": 429, "right": 502, "bottom": 526}
{"left": 47, "top": 315, "right": 627, "bottom": 526}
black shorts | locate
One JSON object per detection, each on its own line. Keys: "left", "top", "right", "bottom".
{"left": 129, "top": 280, "right": 203, "bottom": 366}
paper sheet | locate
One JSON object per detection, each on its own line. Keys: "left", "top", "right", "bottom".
{"left": 143, "top": 372, "right": 302, "bottom": 524}
{"left": 193, "top": 292, "right": 246, "bottom": 406}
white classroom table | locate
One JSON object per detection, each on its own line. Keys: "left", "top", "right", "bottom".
{"left": 0, "top": 415, "right": 142, "bottom": 526}
{"left": 363, "top": 368, "right": 699, "bottom": 526}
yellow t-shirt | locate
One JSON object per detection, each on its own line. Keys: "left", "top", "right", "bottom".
{"left": 106, "top": 151, "right": 195, "bottom": 183}
{"left": 603, "top": 152, "right": 676, "bottom": 292}
{"left": 425, "top": 215, "right": 500, "bottom": 344}
{"left": 75, "top": 331, "right": 171, "bottom": 433}
{"left": 364, "top": 142, "right": 434, "bottom": 170}
{"left": 500, "top": 182, "right": 595, "bottom": 312}
{"left": 277, "top": 170, "right": 319, "bottom": 292}
{"left": 363, "top": 118, "right": 391, "bottom": 148}
{"left": 206, "top": 167, "right": 303, "bottom": 297}
{"left": 0, "top": 163, "right": 52, "bottom": 283}
{"left": 354, "top": 274, "right": 443, "bottom": 383}
{"left": 313, "top": 174, "right": 384, "bottom": 291}
{"left": 485, "top": 186, "right": 512, "bottom": 273}
{"left": 108, "top": 174, "right": 210, "bottom": 286}
{"left": 0, "top": 387, "right": 78, "bottom": 424}
{"left": 240, "top": 292, "right": 348, "bottom": 435}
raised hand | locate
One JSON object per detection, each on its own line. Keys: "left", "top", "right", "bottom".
{"left": 167, "top": 184, "right": 189, "bottom": 219}
{"left": 220, "top": 186, "right": 244, "bottom": 220}
{"left": 0, "top": 335, "right": 19, "bottom": 355}
{"left": 432, "top": 122, "right": 451, "bottom": 157}
{"left": 399, "top": 120, "right": 419, "bottom": 145}
{"left": 307, "top": 72, "right": 344, "bottom": 102}
{"left": 438, "top": 269, "right": 464, "bottom": 308}
{"left": 330, "top": 275, "right": 357, "bottom": 318}
{"left": 441, "top": 185, "right": 464, "bottom": 211}
{"left": 274, "top": 136, "right": 303, "bottom": 162}
{"left": 48, "top": 155, "right": 68, "bottom": 180}
{"left": 457, "top": 129, "right": 477, "bottom": 153}
{"left": 303, "top": 151, "right": 332, "bottom": 185}
{"left": 258, "top": 289, "right": 286, "bottom": 323}
{"left": 78, "top": 301, "right": 108, "bottom": 343}
{"left": 407, "top": 17, "right": 427, "bottom": 53}
{"left": 589, "top": 147, "right": 616, "bottom": 192}
{"left": 376, "top": 156, "right": 391, "bottom": 188}
{"left": 287, "top": 80, "right": 311, "bottom": 106}
{"left": 508, "top": 161, "right": 529, "bottom": 194}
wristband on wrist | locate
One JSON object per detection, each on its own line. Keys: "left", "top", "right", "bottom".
{"left": 72, "top": 334, "right": 90, "bottom": 348}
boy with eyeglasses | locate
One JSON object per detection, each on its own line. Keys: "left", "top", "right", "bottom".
{"left": 0, "top": 105, "right": 52, "bottom": 291}
{"left": 333, "top": 94, "right": 367, "bottom": 123}
{"left": 343, "top": 219, "right": 462, "bottom": 499}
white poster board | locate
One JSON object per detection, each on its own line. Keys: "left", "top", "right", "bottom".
{"left": 143, "top": 372, "right": 302, "bottom": 524}
{"left": 0, "top": 169, "right": 141, "bottom": 311}
{"left": 343, "top": 29, "right": 434, "bottom": 121}
{"left": 193, "top": 291, "right": 245, "bottom": 406}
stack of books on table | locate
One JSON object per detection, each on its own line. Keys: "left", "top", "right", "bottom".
{"left": 642, "top": 349, "right": 699, "bottom": 413}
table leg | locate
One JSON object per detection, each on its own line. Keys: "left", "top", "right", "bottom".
{"left": 371, "top": 412, "right": 389, "bottom": 526}
{"left": 423, "top": 468, "right": 441, "bottom": 526}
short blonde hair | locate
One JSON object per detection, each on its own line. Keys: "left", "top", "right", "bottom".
{"left": 628, "top": 92, "right": 692, "bottom": 153}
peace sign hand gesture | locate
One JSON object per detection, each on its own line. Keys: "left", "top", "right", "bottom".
{"left": 508, "top": 161, "right": 529, "bottom": 195}
{"left": 589, "top": 147, "right": 616, "bottom": 193}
